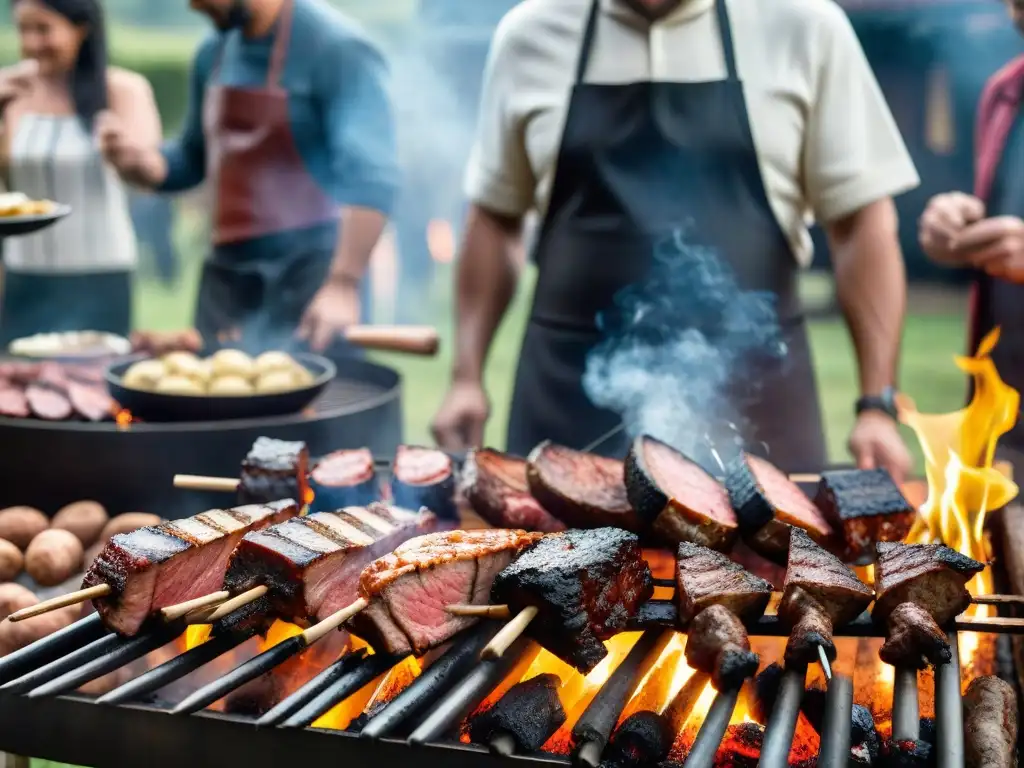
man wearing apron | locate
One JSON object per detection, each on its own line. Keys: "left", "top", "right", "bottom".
{"left": 432, "top": 0, "right": 919, "bottom": 479}
{"left": 97, "top": 0, "right": 398, "bottom": 355}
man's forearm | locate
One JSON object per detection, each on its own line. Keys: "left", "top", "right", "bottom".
{"left": 327, "top": 206, "right": 387, "bottom": 285}
{"left": 121, "top": 148, "right": 168, "bottom": 190}
{"left": 827, "top": 198, "right": 906, "bottom": 396}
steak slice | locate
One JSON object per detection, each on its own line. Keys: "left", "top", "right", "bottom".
{"left": 778, "top": 528, "right": 873, "bottom": 667}
{"left": 67, "top": 380, "right": 114, "bottom": 422}
{"left": 527, "top": 442, "right": 639, "bottom": 532}
{"left": 491, "top": 527, "right": 654, "bottom": 673}
{"left": 626, "top": 436, "right": 738, "bottom": 551}
{"left": 348, "top": 529, "right": 543, "bottom": 655}
{"left": 391, "top": 446, "right": 458, "bottom": 521}
{"left": 815, "top": 469, "right": 915, "bottom": 561}
{"left": 238, "top": 437, "right": 310, "bottom": 506}
{"left": 462, "top": 449, "right": 565, "bottom": 533}
{"left": 309, "top": 449, "right": 379, "bottom": 512}
{"left": 82, "top": 500, "right": 299, "bottom": 636}
{"left": 725, "top": 453, "right": 833, "bottom": 564}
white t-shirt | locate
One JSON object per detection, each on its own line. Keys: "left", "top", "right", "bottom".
{"left": 464, "top": 0, "right": 920, "bottom": 267}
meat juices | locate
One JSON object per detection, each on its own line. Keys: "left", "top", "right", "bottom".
{"left": 778, "top": 529, "right": 873, "bottom": 667}
{"left": 390, "top": 446, "right": 458, "bottom": 521}
{"left": 237, "top": 437, "right": 310, "bottom": 506}
{"left": 725, "top": 453, "right": 833, "bottom": 564}
{"left": 308, "top": 448, "right": 379, "bottom": 513}
{"left": 491, "top": 527, "right": 654, "bottom": 673}
{"left": 675, "top": 543, "right": 772, "bottom": 689}
{"left": 348, "top": 529, "right": 543, "bottom": 656}
{"left": 83, "top": 500, "right": 299, "bottom": 636}
{"left": 814, "top": 469, "right": 914, "bottom": 561}
{"left": 526, "top": 441, "right": 640, "bottom": 532}
{"left": 964, "top": 676, "right": 1017, "bottom": 768}
{"left": 625, "top": 435, "right": 738, "bottom": 551}
{"left": 461, "top": 449, "right": 565, "bottom": 533}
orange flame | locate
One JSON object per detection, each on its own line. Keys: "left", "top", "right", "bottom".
{"left": 114, "top": 407, "right": 133, "bottom": 430}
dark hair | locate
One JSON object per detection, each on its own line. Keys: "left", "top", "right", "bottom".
{"left": 13, "top": 0, "right": 108, "bottom": 126}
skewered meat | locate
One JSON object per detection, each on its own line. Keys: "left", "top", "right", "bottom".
{"left": 878, "top": 602, "right": 950, "bottom": 668}
{"left": 687, "top": 604, "right": 759, "bottom": 690}
{"left": 725, "top": 453, "right": 833, "bottom": 564}
{"left": 348, "top": 529, "right": 542, "bottom": 655}
{"left": 964, "top": 676, "right": 1017, "bottom": 768}
{"left": 625, "top": 436, "right": 738, "bottom": 551}
{"left": 779, "top": 528, "right": 873, "bottom": 667}
{"left": 815, "top": 469, "right": 914, "bottom": 561}
{"left": 467, "top": 673, "right": 566, "bottom": 753}
{"left": 527, "top": 442, "right": 639, "bottom": 532}
{"left": 490, "top": 527, "right": 653, "bottom": 673}
{"left": 238, "top": 437, "right": 310, "bottom": 506}
{"left": 391, "top": 446, "right": 458, "bottom": 521}
{"left": 309, "top": 449, "right": 379, "bottom": 512}
{"left": 222, "top": 504, "right": 436, "bottom": 628}
{"left": 462, "top": 449, "right": 565, "bottom": 533}
{"left": 82, "top": 500, "right": 299, "bottom": 636}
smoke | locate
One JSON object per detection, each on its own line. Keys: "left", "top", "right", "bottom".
{"left": 582, "top": 232, "right": 787, "bottom": 470}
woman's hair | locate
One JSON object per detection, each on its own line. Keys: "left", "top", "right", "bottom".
{"left": 13, "top": 0, "right": 108, "bottom": 126}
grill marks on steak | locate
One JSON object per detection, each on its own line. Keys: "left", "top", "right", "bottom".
{"left": 348, "top": 529, "right": 543, "bottom": 655}
{"left": 625, "top": 436, "right": 737, "bottom": 551}
{"left": 238, "top": 437, "right": 310, "bottom": 506}
{"left": 815, "top": 469, "right": 914, "bottom": 562}
{"left": 462, "top": 449, "right": 565, "bottom": 533}
{"left": 527, "top": 442, "right": 639, "bottom": 532}
{"left": 82, "top": 500, "right": 299, "bottom": 636}
{"left": 490, "top": 527, "right": 654, "bottom": 673}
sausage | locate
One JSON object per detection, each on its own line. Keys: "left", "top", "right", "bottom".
{"left": 67, "top": 381, "right": 114, "bottom": 422}
{"left": 0, "top": 506, "right": 49, "bottom": 549}
{"left": 24, "top": 529, "right": 84, "bottom": 587}
{"left": 26, "top": 384, "right": 73, "bottom": 420}
{"left": 0, "top": 605, "right": 78, "bottom": 657}
{"left": 0, "top": 582, "right": 37, "bottom": 621}
{"left": 0, "top": 538, "right": 24, "bottom": 581}
{"left": 0, "top": 387, "right": 29, "bottom": 418}
{"left": 965, "top": 676, "right": 1017, "bottom": 768}
{"left": 51, "top": 500, "right": 109, "bottom": 548}
{"left": 100, "top": 512, "right": 161, "bottom": 541}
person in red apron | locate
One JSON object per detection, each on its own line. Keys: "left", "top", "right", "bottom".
{"left": 432, "top": 0, "right": 918, "bottom": 479}
{"left": 96, "top": 0, "right": 398, "bottom": 356}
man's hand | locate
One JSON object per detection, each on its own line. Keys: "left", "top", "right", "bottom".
{"left": 94, "top": 110, "right": 166, "bottom": 187}
{"left": 297, "top": 280, "right": 361, "bottom": 352}
{"left": 847, "top": 411, "right": 912, "bottom": 485}
{"left": 431, "top": 379, "right": 490, "bottom": 451}
{"left": 955, "top": 215, "right": 1024, "bottom": 282}
{"left": 918, "top": 192, "right": 986, "bottom": 264}
{"left": 0, "top": 60, "right": 36, "bottom": 113}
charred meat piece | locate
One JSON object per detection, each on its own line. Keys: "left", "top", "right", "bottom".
{"left": 391, "top": 446, "right": 458, "bottom": 521}
{"left": 309, "top": 449, "right": 379, "bottom": 512}
{"left": 491, "top": 527, "right": 653, "bottom": 673}
{"left": 686, "top": 604, "right": 759, "bottom": 690}
{"left": 238, "top": 437, "right": 310, "bottom": 506}
{"left": 625, "top": 436, "right": 738, "bottom": 551}
{"left": 815, "top": 469, "right": 914, "bottom": 561}
{"left": 965, "top": 676, "right": 1017, "bottom": 768}
{"left": 779, "top": 528, "right": 873, "bottom": 667}
{"left": 526, "top": 442, "right": 640, "bottom": 532}
{"left": 878, "top": 602, "right": 951, "bottom": 669}
{"left": 467, "top": 673, "right": 566, "bottom": 753}
{"left": 82, "top": 500, "right": 299, "bottom": 636}
{"left": 462, "top": 449, "right": 565, "bottom": 533}
{"left": 725, "top": 453, "right": 833, "bottom": 564}
{"left": 348, "top": 529, "right": 542, "bottom": 655}
{"left": 223, "top": 504, "right": 436, "bottom": 628}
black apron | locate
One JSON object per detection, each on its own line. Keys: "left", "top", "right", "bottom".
{"left": 506, "top": 0, "right": 827, "bottom": 472}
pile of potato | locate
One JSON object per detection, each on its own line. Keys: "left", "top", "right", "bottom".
{"left": 120, "top": 349, "right": 316, "bottom": 397}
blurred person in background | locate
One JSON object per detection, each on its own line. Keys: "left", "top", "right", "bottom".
{"left": 96, "top": 0, "right": 399, "bottom": 356}
{"left": 432, "top": 0, "right": 918, "bottom": 480}
{"left": 0, "top": 0, "right": 160, "bottom": 345}
{"left": 130, "top": 191, "right": 178, "bottom": 286}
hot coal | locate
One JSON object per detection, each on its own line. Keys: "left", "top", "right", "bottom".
{"left": 851, "top": 705, "right": 882, "bottom": 765}
{"left": 754, "top": 662, "right": 785, "bottom": 723}
{"left": 467, "top": 673, "right": 566, "bottom": 753}
{"left": 391, "top": 446, "right": 458, "bottom": 521}
{"left": 918, "top": 717, "right": 935, "bottom": 747}
{"left": 346, "top": 700, "right": 389, "bottom": 733}
{"left": 605, "top": 711, "right": 673, "bottom": 766}
{"left": 461, "top": 448, "right": 565, "bottom": 533}
{"left": 881, "top": 739, "right": 934, "bottom": 767}
{"left": 309, "top": 448, "right": 379, "bottom": 512}
{"left": 712, "top": 722, "right": 764, "bottom": 767}
{"left": 238, "top": 437, "right": 310, "bottom": 506}
{"left": 815, "top": 469, "right": 914, "bottom": 561}
{"left": 222, "top": 672, "right": 284, "bottom": 717}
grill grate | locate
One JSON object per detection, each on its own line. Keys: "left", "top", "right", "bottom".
{"left": 311, "top": 377, "right": 393, "bottom": 415}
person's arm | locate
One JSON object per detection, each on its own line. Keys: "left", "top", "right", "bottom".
{"left": 157, "top": 38, "right": 217, "bottom": 193}
{"left": 107, "top": 68, "right": 162, "bottom": 148}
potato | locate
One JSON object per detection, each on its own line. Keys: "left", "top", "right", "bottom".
{"left": 25, "top": 529, "right": 83, "bottom": 587}
{"left": 0, "top": 583, "right": 37, "bottom": 621}
{"left": 209, "top": 375, "right": 254, "bottom": 396}
{"left": 0, "top": 506, "right": 49, "bottom": 550}
{"left": 100, "top": 512, "right": 161, "bottom": 541}
{"left": 292, "top": 364, "right": 315, "bottom": 387}
{"left": 210, "top": 348, "right": 255, "bottom": 380}
{"left": 255, "top": 369, "right": 298, "bottom": 394}
{"left": 121, "top": 359, "right": 166, "bottom": 390}
{"left": 0, "top": 539, "right": 24, "bottom": 581}
{"left": 254, "top": 351, "right": 296, "bottom": 377}
{"left": 51, "top": 500, "right": 109, "bottom": 548}
{"left": 0, "top": 605, "right": 78, "bottom": 657}
{"left": 155, "top": 374, "right": 205, "bottom": 395}
{"left": 162, "top": 351, "right": 207, "bottom": 382}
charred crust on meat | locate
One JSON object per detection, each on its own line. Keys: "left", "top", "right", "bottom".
{"left": 724, "top": 454, "right": 775, "bottom": 534}
{"left": 675, "top": 542, "right": 772, "bottom": 626}
{"left": 815, "top": 469, "right": 914, "bottom": 560}
{"left": 462, "top": 449, "right": 565, "bottom": 533}
{"left": 238, "top": 438, "right": 309, "bottom": 506}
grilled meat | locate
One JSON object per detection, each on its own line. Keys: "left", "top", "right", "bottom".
{"left": 222, "top": 504, "right": 436, "bottom": 629}
{"left": 490, "top": 527, "right": 653, "bottom": 673}
{"left": 238, "top": 437, "right": 310, "bottom": 506}
{"left": 779, "top": 529, "right": 873, "bottom": 667}
{"left": 0, "top": 361, "right": 111, "bottom": 421}
{"left": 965, "top": 676, "right": 1017, "bottom": 768}
{"left": 815, "top": 469, "right": 914, "bottom": 561}
{"left": 348, "top": 529, "right": 542, "bottom": 655}
{"left": 687, "top": 604, "right": 759, "bottom": 690}
{"left": 309, "top": 449, "right": 379, "bottom": 512}
{"left": 461, "top": 449, "right": 565, "bottom": 533}
{"left": 725, "top": 453, "right": 833, "bottom": 564}
{"left": 82, "top": 500, "right": 299, "bottom": 635}
{"left": 878, "top": 602, "right": 950, "bottom": 669}
{"left": 526, "top": 442, "right": 639, "bottom": 532}
{"left": 625, "top": 436, "right": 738, "bottom": 551}
{"left": 467, "top": 673, "right": 566, "bottom": 753}
{"left": 391, "top": 446, "right": 458, "bottom": 521}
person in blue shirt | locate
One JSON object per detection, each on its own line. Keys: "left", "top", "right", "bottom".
{"left": 96, "top": 0, "right": 399, "bottom": 355}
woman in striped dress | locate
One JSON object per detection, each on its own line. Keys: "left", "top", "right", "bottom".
{"left": 0, "top": 0, "right": 161, "bottom": 344}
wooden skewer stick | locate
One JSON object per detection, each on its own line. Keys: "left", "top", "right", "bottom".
{"left": 6, "top": 584, "right": 112, "bottom": 622}
{"left": 301, "top": 598, "right": 369, "bottom": 646}
{"left": 188, "top": 585, "right": 269, "bottom": 624}
{"left": 481, "top": 606, "right": 539, "bottom": 660}
{"left": 817, "top": 644, "right": 833, "bottom": 681}
{"left": 159, "top": 591, "right": 231, "bottom": 622}
{"left": 173, "top": 474, "right": 239, "bottom": 492}
{"left": 446, "top": 604, "right": 513, "bottom": 619}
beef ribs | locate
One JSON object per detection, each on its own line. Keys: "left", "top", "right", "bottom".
{"left": 490, "top": 527, "right": 653, "bottom": 673}
{"left": 527, "top": 441, "right": 639, "bottom": 532}
{"left": 348, "top": 529, "right": 543, "bottom": 655}
{"left": 965, "top": 676, "right": 1018, "bottom": 768}
{"left": 462, "top": 449, "right": 565, "bottom": 533}
{"left": 391, "top": 446, "right": 458, "bottom": 521}
{"left": 725, "top": 453, "right": 833, "bottom": 564}
{"left": 878, "top": 603, "right": 951, "bottom": 669}
{"left": 309, "top": 449, "right": 379, "bottom": 513}
{"left": 815, "top": 469, "right": 914, "bottom": 561}
{"left": 625, "top": 436, "right": 738, "bottom": 551}
{"left": 238, "top": 437, "right": 310, "bottom": 506}
{"left": 778, "top": 529, "right": 873, "bottom": 667}
{"left": 82, "top": 500, "right": 299, "bottom": 636}
{"left": 222, "top": 504, "right": 436, "bottom": 628}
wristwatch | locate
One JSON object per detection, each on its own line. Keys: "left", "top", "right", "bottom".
{"left": 855, "top": 386, "right": 899, "bottom": 420}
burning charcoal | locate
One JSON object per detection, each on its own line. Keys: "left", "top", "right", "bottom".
{"left": 390, "top": 446, "right": 458, "bottom": 521}
{"left": 238, "top": 437, "right": 310, "bottom": 505}
{"left": 467, "top": 673, "right": 566, "bottom": 753}
{"left": 712, "top": 722, "right": 764, "bottom": 767}
{"left": 462, "top": 448, "right": 565, "bottom": 533}
{"left": 918, "top": 717, "right": 935, "bottom": 747}
{"left": 345, "top": 700, "right": 389, "bottom": 733}
{"left": 309, "top": 448, "right": 379, "bottom": 512}
{"left": 852, "top": 704, "right": 882, "bottom": 765}
{"left": 606, "top": 711, "right": 674, "bottom": 766}
{"left": 800, "top": 685, "right": 826, "bottom": 732}
{"left": 881, "top": 739, "right": 934, "bottom": 767}
{"left": 223, "top": 672, "right": 284, "bottom": 717}
{"left": 754, "top": 663, "right": 784, "bottom": 723}
{"left": 815, "top": 469, "right": 914, "bottom": 561}
{"left": 965, "top": 676, "right": 1018, "bottom": 768}
{"left": 491, "top": 527, "right": 654, "bottom": 673}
